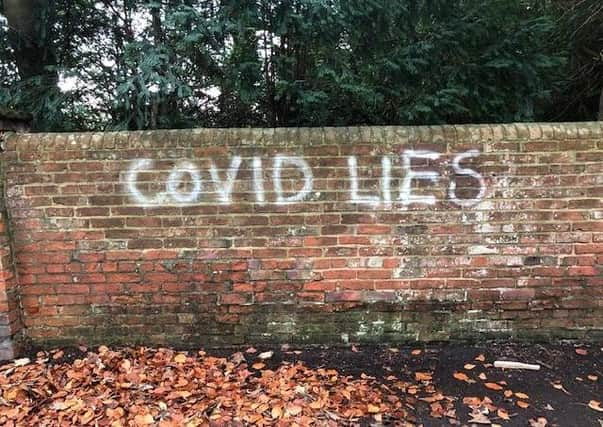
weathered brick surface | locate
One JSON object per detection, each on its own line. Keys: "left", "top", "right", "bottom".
{"left": 1, "top": 123, "right": 602, "bottom": 350}
{"left": 0, "top": 159, "right": 21, "bottom": 359}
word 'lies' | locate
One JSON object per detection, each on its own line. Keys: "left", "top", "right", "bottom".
{"left": 126, "top": 150, "right": 486, "bottom": 208}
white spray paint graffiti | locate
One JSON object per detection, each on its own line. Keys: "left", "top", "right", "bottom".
{"left": 448, "top": 150, "right": 486, "bottom": 207}
{"left": 252, "top": 156, "right": 266, "bottom": 206}
{"left": 399, "top": 150, "right": 440, "bottom": 206}
{"left": 380, "top": 156, "right": 393, "bottom": 206}
{"left": 126, "top": 159, "right": 165, "bottom": 206}
{"left": 125, "top": 150, "right": 486, "bottom": 207}
{"left": 348, "top": 156, "right": 380, "bottom": 206}
{"left": 166, "top": 160, "right": 202, "bottom": 204}
{"left": 272, "top": 155, "right": 314, "bottom": 204}
{"left": 209, "top": 156, "right": 242, "bottom": 204}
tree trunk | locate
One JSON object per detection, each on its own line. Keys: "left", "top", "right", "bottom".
{"left": 599, "top": 87, "right": 603, "bottom": 121}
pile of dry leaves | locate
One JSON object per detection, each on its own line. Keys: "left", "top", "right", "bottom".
{"left": 0, "top": 346, "right": 436, "bottom": 426}
{"left": 0, "top": 345, "right": 600, "bottom": 426}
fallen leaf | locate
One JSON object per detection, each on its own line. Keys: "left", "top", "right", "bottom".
{"left": 464, "top": 363, "right": 476, "bottom": 370}
{"left": 286, "top": 404, "right": 303, "bottom": 416}
{"left": 258, "top": 351, "right": 273, "bottom": 360}
{"left": 497, "top": 408, "right": 510, "bottom": 420}
{"left": 453, "top": 372, "right": 475, "bottom": 383}
{"left": 515, "top": 392, "right": 529, "bottom": 400}
{"left": 575, "top": 348, "right": 588, "bottom": 356}
{"left": 529, "top": 417, "right": 548, "bottom": 427}
{"left": 351, "top": 345, "right": 359, "bottom": 353}
{"left": 478, "top": 373, "right": 487, "bottom": 380}
{"left": 429, "top": 401, "right": 444, "bottom": 418}
{"left": 484, "top": 382, "right": 503, "bottom": 391}
{"left": 173, "top": 353, "right": 187, "bottom": 364}
{"left": 419, "top": 392, "right": 444, "bottom": 403}
{"left": 134, "top": 414, "right": 154, "bottom": 426}
{"left": 367, "top": 404, "right": 380, "bottom": 414}
{"left": 121, "top": 359, "right": 131, "bottom": 371}
{"left": 517, "top": 400, "right": 530, "bottom": 409}
{"left": 13, "top": 358, "right": 30, "bottom": 367}
{"left": 309, "top": 400, "right": 323, "bottom": 409}
{"left": 271, "top": 406, "right": 283, "bottom": 419}
{"left": 415, "top": 372, "right": 432, "bottom": 381}
{"left": 245, "top": 347, "right": 257, "bottom": 354}
{"left": 551, "top": 382, "right": 571, "bottom": 395}
{"left": 587, "top": 375, "right": 598, "bottom": 381}
{"left": 504, "top": 390, "right": 513, "bottom": 398}
{"left": 475, "top": 354, "right": 486, "bottom": 362}
{"left": 52, "top": 350, "right": 64, "bottom": 360}
{"left": 469, "top": 411, "right": 491, "bottom": 424}
{"left": 589, "top": 401, "right": 603, "bottom": 412}
{"left": 411, "top": 349, "right": 422, "bottom": 356}
{"left": 230, "top": 352, "right": 245, "bottom": 365}
{"left": 252, "top": 363, "right": 265, "bottom": 370}
{"left": 463, "top": 396, "right": 481, "bottom": 406}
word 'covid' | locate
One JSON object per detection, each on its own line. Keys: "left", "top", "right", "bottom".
{"left": 126, "top": 150, "right": 486, "bottom": 208}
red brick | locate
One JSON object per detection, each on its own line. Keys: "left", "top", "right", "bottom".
{"left": 357, "top": 225, "right": 391, "bottom": 235}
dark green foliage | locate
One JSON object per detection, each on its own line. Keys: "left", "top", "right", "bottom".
{"left": 545, "top": 0, "right": 602, "bottom": 121}
{"left": 0, "top": 0, "right": 599, "bottom": 131}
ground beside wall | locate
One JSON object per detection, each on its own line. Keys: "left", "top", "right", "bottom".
{"left": 1, "top": 123, "right": 602, "bottom": 353}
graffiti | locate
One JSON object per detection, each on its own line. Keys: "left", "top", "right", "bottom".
{"left": 272, "top": 155, "right": 314, "bottom": 204}
{"left": 125, "top": 151, "right": 486, "bottom": 207}
{"left": 210, "top": 156, "right": 242, "bottom": 204}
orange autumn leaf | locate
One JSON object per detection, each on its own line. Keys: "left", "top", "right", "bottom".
{"left": 411, "top": 349, "right": 422, "bottom": 356}
{"left": 415, "top": 372, "right": 432, "bottom": 381}
{"left": 484, "top": 382, "right": 503, "bottom": 391}
{"left": 134, "top": 414, "right": 154, "bottom": 426}
{"left": 453, "top": 372, "right": 473, "bottom": 383}
{"left": 515, "top": 392, "right": 529, "bottom": 400}
{"left": 497, "top": 408, "right": 510, "bottom": 420}
{"left": 475, "top": 354, "right": 486, "bottom": 362}
{"left": 271, "top": 406, "right": 283, "bottom": 419}
{"left": 504, "top": 390, "right": 513, "bottom": 398}
{"left": 575, "top": 348, "right": 588, "bottom": 356}
{"left": 173, "top": 353, "right": 187, "bottom": 364}
{"left": 464, "top": 363, "right": 476, "bottom": 370}
{"left": 286, "top": 404, "right": 303, "bottom": 416}
{"left": 463, "top": 397, "right": 481, "bottom": 406}
{"left": 588, "top": 400, "right": 603, "bottom": 412}
{"left": 251, "top": 362, "right": 265, "bottom": 370}
{"left": 517, "top": 400, "right": 530, "bottom": 409}
{"left": 309, "top": 400, "right": 323, "bottom": 409}
{"left": 367, "top": 404, "right": 381, "bottom": 414}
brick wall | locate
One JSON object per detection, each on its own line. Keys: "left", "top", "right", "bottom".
{"left": 0, "top": 186, "right": 20, "bottom": 359}
{"left": 0, "top": 114, "right": 30, "bottom": 359}
{"left": 1, "top": 123, "right": 602, "bottom": 351}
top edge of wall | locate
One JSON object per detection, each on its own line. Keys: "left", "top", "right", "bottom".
{"left": 4, "top": 121, "right": 603, "bottom": 149}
